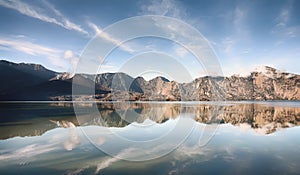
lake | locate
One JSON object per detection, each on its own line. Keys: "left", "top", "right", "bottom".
{"left": 0, "top": 101, "right": 299, "bottom": 175}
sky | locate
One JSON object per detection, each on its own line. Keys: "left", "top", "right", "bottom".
{"left": 0, "top": 0, "right": 299, "bottom": 80}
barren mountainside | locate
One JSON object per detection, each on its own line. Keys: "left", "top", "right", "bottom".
{"left": 0, "top": 60, "right": 299, "bottom": 101}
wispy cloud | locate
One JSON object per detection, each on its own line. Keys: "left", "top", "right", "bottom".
{"left": 87, "top": 21, "right": 135, "bottom": 53}
{"left": 0, "top": 0, "right": 88, "bottom": 35}
{"left": 222, "top": 37, "right": 235, "bottom": 54}
{"left": 175, "top": 46, "right": 188, "bottom": 57}
{"left": 0, "top": 37, "right": 61, "bottom": 56}
{"left": 0, "top": 143, "right": 57, "bottom": 161}
{"left": 277, "top": 8, "right": 290, "bottom": 25}
{"left": 272, "top": 1, "right": 300, "bottom": 38}
{"left": 218, "top": 4, "right": 250, "bottom": 60}
{"left": 140, "top": 0, "right": 186, "bottom": 19}
{"left": 233, "top": 6, "right": 248, "bottom": 35}
{"left": 0, "top": 37, "right": 67, "bottom": 67}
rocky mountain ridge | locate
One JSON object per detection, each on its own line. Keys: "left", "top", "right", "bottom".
{"left": 0, "top": 60, "right": 299, "bottom": 101}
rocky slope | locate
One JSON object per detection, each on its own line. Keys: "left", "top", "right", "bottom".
{"left": 0, "top": 60, "right": 56, "bottom": 96}
{"left": 0, "top": 60, "right": 299, "bottom": 101}
{"left": 89, "top": 66, "right": 299, "bottom": 101}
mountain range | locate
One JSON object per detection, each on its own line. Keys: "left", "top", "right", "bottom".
{"left": 0, "top": 60, "right": 299, "bottom": 101}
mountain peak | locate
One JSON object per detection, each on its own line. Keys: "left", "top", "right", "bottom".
{"left": 254, "top": 65, "right": 277, "bottom": 74}
{"left": 0, "top": 60, "right": 51, "bottom": 72}
{"left": 149, "top": 76, "right": 170, "bottom": 82}
{"left": 230, "top": 66, "right": 295, "bottom": 79}
{"left": 0, "top": 60, "right": 299, "bottom": 101}
{"left": 0, "top": 60, "right": 16, "bottom": 65}
{"left": 252, "top": 65, "right": 296, "bottom": 79}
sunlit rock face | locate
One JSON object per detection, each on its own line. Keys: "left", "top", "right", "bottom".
{"left": 89, "top": 66, "right": 300, "bottom": 101}
{"left": 251, "top": 66, "right": 300, "bottom": 100}
{"left": 0, "top": 60, "right": 299, "bottom": 101}
{"left": 223, "top": 76, "right": 253, "bottom": 100}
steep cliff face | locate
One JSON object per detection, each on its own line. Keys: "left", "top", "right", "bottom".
{"left": 251, "top": 66, "right": 300, "bottom": 100}
{"left": 119, "top": 67, "right": 299, "bottom": 101}
{"left": 224, "top": 76, "right": 253, "bottom": 100}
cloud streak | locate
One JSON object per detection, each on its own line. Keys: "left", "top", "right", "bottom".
{"left": 0, "top": 38, "right": 60, "bottom": 56}
{"left": 0, "top": 143, "right": 58, "bottom": 161}
{"left": 233, "top": 6, "right": 248, "bottom": 35}
{"left": 272, "top": 1, "right": 300, "bottom": 38}
{"left": 0, "top": 37, "right": 67, "bottom": 67}
{"left": 87, "top": 21, "right": 135, "bottom": 53}
{"left": 0, "top": 0, "right": 88, "bottom": 35}
{"left": 140, "top": 0, "right": 186, "bottom": 19}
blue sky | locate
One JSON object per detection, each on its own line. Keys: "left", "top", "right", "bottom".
{"left": 0, "top": 0, "right": 299, "bottom": 79}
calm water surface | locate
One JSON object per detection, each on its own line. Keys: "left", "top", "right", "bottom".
{"left": 0, "top": 101, "right": 299, "bottom": 175}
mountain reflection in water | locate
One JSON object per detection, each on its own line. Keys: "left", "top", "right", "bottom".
{"left": 0, "top": 102, "right": 299, "bottom": 139}
{"left": 0, "top": 101, "right": 299, "bottom": 175}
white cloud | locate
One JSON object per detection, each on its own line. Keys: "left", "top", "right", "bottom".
{"left": 63, "top": 50, "right": 80, "bottom": 72}
{"left": 140, "top": 0, "right": 186, "bottom": 19}
{"left": 274, "top": 41, "right": 284, "bottom": 47}
{"left": 63, "top": 123, "right": 80, "bottom": 151}
{"left": 0, "top": 0, "right": 88, "bottom": 35}
{"left": 233, "top": 7, "right": 246, "bottom": 32}
{"left": 175, "top": 46, "right": 188, "bottom": 57}
{"left": 216, "top": 5, "right": 254, "bottom": 76}
{"left": 0, "top": 37, "right": 68, "bottom": 67}
{"left": 272, "top": 1, "right": 300, "bottom": 38}
{"left": 273, "top": 24, "right": 300, "bottom": 38}
{"left": 64, "top": 50, "right": 74, "bottom": 60}
{"left": 0, "top": 37, "right": 61, "bottom": 56}
{"left": 277, "top": 8, "right": 290, "bottom": 25}
{"left": 11, "top": 34, "right": 27, "bottom": 39}
{"left": 222, "top": 37, "right": 235, "bottom": 54}
{"left": 95, "top": 148, "right": 135, "bottom": 174}
{"left": 242, "top": 49, "right": 250, "bottom": 54}
{"left": 87, "top": 21, "right": 135, "bottom": 53}
{"left": 232, "top": 6, "right": 249, "bottom": 38}
{"left": 219, "top": 5, "right": 249, "bottom": 55}
{"left": 0, "top": 144, "right": 57, "bottom": 161}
